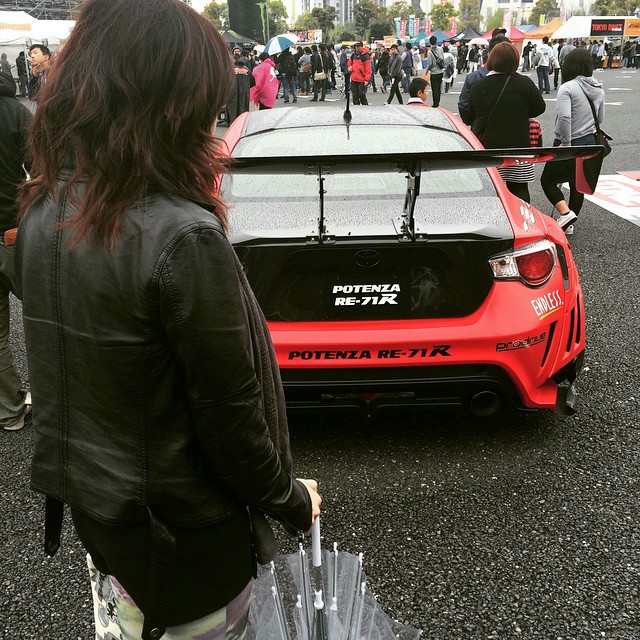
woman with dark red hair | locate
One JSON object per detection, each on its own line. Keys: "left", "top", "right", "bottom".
{"left": 16, "top": 1, "right": 321, "bottom": 638}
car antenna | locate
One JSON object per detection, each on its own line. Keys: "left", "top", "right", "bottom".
{"left": 343, "top": 84, "right": 352, "bottom": 139}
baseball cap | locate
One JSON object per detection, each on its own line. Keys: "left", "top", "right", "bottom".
{"left": 492, "top": 27, "right": 507, "bottom": 37}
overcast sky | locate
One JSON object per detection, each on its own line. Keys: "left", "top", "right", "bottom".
{"left": 191, "top": 0, "right": 207, "bottom": 12}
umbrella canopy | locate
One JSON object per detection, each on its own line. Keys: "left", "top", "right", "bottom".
{"left": 525, "top": 17, "right": 564, "bottom": 39}
{"left": 455, "top": 25, "right": 483, "bottom": 41}
{"left": 264, "top": 33, "right": 299, "bottom": 56}
{"left": 249, "top": 518, "right": 422, "bottom": 640}
{"left": 219, "top": 28, "right": 257, "bottom": 49}
{"left": 481, "top": 25, "right": 526, "bottom": 42}
{"left": 468, "top": 37, "right": 489, "bottom": 46}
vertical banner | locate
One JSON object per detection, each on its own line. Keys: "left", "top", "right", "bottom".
{"left": 539, "top": 14, "right": 545, "bottom": 26}
{"left": 400, "top": 19, "right": 407, "bottom": 39}
{"left": 395, "top": 18, "right": 401, "bottom": 39}
{"left": 408, "top": 14, "right": 415, "bottom": 37}
{"left": 449, "top": 17, "right": 457, "bottom": 35}
{"left": 502, "top": 10, "right": 512, "bottom": 29}
{"left": 423, "top": 19, "right": 432, "bottom": 33}
{"left": 229, "top": 0, "right": 265, "bottom": 43}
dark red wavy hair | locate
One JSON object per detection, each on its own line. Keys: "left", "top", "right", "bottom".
{"left": 20, "top": 0, "right": 233, "bottom": 248}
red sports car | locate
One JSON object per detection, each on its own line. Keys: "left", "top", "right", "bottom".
{"left": 221, "top": 106, "right": 599, "bottom": 416}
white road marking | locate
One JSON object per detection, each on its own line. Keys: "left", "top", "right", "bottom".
{"left": 608, "top": 87, "right": 632, "bottom": 91}
{"left": 567, "top": 175, "right": 640, "bottom": 227}
{"left": 605, "top": 102, "right": 623, "bottom": 106}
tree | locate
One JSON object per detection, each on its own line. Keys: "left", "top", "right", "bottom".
{"left": 311, "top": 6, "right": 338, "bottom": 35}
{"left": 529, "top": 0, "right": 559, "bottom": 26}
{"left": 202, "top": 1, "right": 228, "bottom": 30}
{"left": 369, "top": 16, "right": 395, "bottom": 39}
{"left": 429, "top": 2, "right": 458, "bottom": 31}
{"left": 590, "top": 0, "right": 638, "bottom": 14}
{"left": 353, "top": 0, "right": 377, "bottom": 38}
{"left": 457, "top": 0, "right": 481, "bottom": 30}
{"left": 388, "top": 1, "right": 412, "bottom": 19}
{"left": 294, "top": 12, "right": 319, "bottom": 29}
{"left": 486, "top": 8, "right": 504, "bottom": 30}
{"left": 333, "top": 21, "right": 358, "bottom": 42}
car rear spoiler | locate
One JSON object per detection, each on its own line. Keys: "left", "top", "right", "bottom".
{"left": 226, "top": 146, "right": 604, "bottom": 244}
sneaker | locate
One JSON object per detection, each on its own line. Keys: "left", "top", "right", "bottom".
{"left": 564, "top": 224, "right": 574, "bottom": 235}
{"left": 3, "top": 405, "right": 31, "bottom": 431}
{"left": 556, "top": 210, "right": 578, "bottom": 229}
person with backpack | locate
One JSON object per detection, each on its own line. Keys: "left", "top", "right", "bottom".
{"left": 278, "top": 48, "right": 297, "bottom": 103}
{"left": 443, "top": 45, "right": 456, "bottom": 93}
{"left": 426, "top": 35, "right": 445, "bottom": 107}
{"left": 298, "top": 46, "right": 312, "bottom": 96}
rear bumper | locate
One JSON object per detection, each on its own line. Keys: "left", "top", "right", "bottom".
{"left": 281, "top": 353, "right": 584, "bottom": 416}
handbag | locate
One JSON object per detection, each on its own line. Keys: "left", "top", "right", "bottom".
{"left": 578, "top": 85, "right": 612, "bottom": 156}
{"left": 574, "top": 85, "right": 612, "bottom": 193}
{"left": 314, "top": 71, "right": 327, "bottom": 81}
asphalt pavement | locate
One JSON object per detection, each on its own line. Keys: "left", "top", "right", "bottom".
{"left": 2, "top": 67, "right": 639, "bottom": 639}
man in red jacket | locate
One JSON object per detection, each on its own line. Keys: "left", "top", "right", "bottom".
{"left": 348, "top": 41, "right": 372, "bottom": 105}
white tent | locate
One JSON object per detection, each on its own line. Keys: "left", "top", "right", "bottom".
{"left": 551, "top": 16, "right": 593, "bottom": 40}
{"left": 1, "top": 11, "right": 74, "bottom": 80}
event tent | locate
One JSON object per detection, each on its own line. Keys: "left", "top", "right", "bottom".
{"left": 525, "top": 17, "right": 564, "bottom": 39}
{"left": 412, "top": 30, "right": 430, "bottom": 43}
{"left": 219, "top": 29, "right": 257, "bottom": 49}
{"left": 455, "top": 25, "right": 482, "bottom": 41}
{"left": 550, "top": 16, "right": 593, "bottom": 40}
{"left": 482, "top": 25, "right": 526, "bottom": 42}
{"left": 427, "top": 28, "right": 455, "bottom": 44}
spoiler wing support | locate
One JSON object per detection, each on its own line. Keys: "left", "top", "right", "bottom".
{"left": 226, "top": 146, "right": 604, "bottom": 242}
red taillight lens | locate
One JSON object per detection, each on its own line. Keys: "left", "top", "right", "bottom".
{"left": 516, "top": 249, "right": 555, "bottom": 286}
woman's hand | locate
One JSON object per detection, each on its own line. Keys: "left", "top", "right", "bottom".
{"left": 297, "top": 478, "right": 322, "bottom": 532}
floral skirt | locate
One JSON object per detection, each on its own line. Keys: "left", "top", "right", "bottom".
{"left": 88, "top": 554, "right": 252, "bottom": 640}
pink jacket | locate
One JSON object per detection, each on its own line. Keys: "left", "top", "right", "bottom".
{"left": 250, "top": 58, "right": 278, "bottom": 108}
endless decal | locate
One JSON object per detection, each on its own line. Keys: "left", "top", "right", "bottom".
{"left": 530, "top": 289, "right": 563, "bottom": 319}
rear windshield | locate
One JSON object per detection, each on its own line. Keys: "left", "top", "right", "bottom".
{"left": 223, "top": 125, "right": 494, "bottom": 201}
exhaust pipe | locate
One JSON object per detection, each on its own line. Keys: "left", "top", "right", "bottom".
{"left": 470, "top": 390, "right": 501, "bottom": 417}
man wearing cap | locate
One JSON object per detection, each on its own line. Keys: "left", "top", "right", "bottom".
{"left": 348, "top": 42, "right": 372, "bottom": 105}
{"left": 492, "top": 27, "right": 507, "bottom": 39}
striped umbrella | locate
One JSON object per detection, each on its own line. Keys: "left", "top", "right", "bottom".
{"left": 264, "top": 33, "right": 299, "bottom": 56}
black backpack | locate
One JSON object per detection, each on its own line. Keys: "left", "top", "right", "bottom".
{"left": 283, "top": 54, "right": 297, "bottom": 75}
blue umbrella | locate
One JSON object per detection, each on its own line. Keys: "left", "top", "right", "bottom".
{"left": 264, "top": 33, "right": 300, "bottom": 55}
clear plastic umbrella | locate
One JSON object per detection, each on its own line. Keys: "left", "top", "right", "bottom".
{"left": 248, "top": 518, "right": 422, "bottom": 640}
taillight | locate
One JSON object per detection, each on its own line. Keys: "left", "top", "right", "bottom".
{"left": 489, "top": 240, "right": 557, "bottom": 287}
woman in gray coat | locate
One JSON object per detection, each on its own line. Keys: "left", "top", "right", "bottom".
{"left": 540, "top": 48, "right": 605, "bottom": 235}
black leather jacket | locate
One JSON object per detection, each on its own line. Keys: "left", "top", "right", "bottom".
{"left": 16, "top": 186, "right": 311, "bottom": 534}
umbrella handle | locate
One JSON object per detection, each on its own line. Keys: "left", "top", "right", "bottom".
{"left": 312, "top": 516, "right": 321, "bottom": 567}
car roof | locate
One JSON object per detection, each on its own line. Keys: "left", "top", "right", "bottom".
{"left": 241, "top": 105, "right": 459, "bottom": 137}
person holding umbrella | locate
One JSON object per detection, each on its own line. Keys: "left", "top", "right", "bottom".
{"left": 15, "top": 1, "right": 322, "bottom": 639}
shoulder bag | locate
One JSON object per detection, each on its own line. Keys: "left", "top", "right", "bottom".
{"left": 578, "top": 85, "right": 612, "bottom": 157}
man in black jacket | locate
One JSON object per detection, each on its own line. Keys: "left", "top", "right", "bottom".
{"left": 0, "top": 72, "right": 32, "bottom": 431}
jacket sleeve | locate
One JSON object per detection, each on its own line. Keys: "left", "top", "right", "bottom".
{"left": 555, "top": 86, "right": 572, "bottom": 144}
{"left": 527, "top": 77, "right": 546, "bottom": 118}
{"left": 458, "top": 75, "right": 474, "bottom": 124}
{"left": 158, "top": 224, "right": 312, "bottom": 533}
